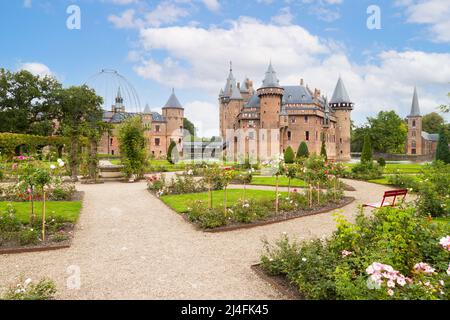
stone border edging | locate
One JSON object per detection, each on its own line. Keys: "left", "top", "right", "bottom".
{"left": 251, "top": 264, "right": 303, "bottom": 300}
{"left": 0, "top": 242, "right": 71, "bottom": 255}
{"left": 182, "top": 197, "right": 355, "bottom": 233}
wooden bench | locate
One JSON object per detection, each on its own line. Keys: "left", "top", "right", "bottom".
{"left": 362, "top": 189, "right": 408, "bottom": 209}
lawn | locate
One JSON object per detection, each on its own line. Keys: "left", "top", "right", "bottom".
{"left": 161, "top": 189, "right": 287, "bottom": 213}
{"left": 434, "top": 217, "right": 450, "bottom": 226}
{"left": 344, "top": 163, "right": 425, "bottom": 174}
{"left": 250, "top": 176, "right": 307, "bottom": 188}
{"left": 0, "top": 201, "right": 82, "bottom": 224}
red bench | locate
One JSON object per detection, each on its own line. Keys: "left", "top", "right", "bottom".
{"left": 362, "top": 189, "right": 408, "bottom": 209}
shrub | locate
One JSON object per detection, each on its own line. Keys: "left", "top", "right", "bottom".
{"left": 296, "top": 142, "right": 309, "bottom": 159}
{"left": 261, "top": 206, "right": 450, "bottom": 300}
{"left": 167, "top": 141, "right": 178, "bottom": 165}
{"left": 2, "top": 278, "right": 57, "bottom": 300}
{"left": 320, "top": 140, "right": 327, "bottom": 160}
{"left": 377, "top": 157, "right": 386, "bottom": 167}
{"left": 0, "top": 204, "right": 21, "bottom": 232}
{"left": 348, "top": 161, "right": 383, "bottom": 180}
{"left": 361, "top": 135, "right": 372, "bottom": 163}
{"left": 19, "top": 229, "right": 40, "bottom": 245}
{"left": 118, "top": 116, "right": 147, "bottom": 178}
{"left": 284, "top": 146, "right": 295, "bottom": 164}
{"left": 186, "top": 200, "right": 227, "bottom": 229}
{"left": 387, "top": 173, "right": 419, "bottom": 191}
{"left": 436, "top": 127, "right": 450, "bottom": 164}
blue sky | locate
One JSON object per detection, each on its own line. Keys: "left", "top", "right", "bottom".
{"left": 1, "top": 0, "right": 449, "bottom": 136}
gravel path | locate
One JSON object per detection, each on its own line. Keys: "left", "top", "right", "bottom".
{"left": 0, "top": 179, "right": 412, "bottom": 300}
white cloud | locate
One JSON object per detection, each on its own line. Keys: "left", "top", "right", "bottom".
{"left": 396, "top": 0, "right": 450, "bottom": 43}
{"left": 19, "top": 62, "right": 54, "bottom": 78}
{"left": 201, "top": 0, "right": 220, "bottom": 12}
{"left": 129, "top": 16, "right": 450, "bottom": 134}
{"left": 184, "top": 101, "right": 219, "bottom": 137}
{"left": 271, "top": 7, "right": 294, "bottom": 26}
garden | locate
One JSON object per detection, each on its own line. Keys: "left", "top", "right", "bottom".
{"left": 0, "top": 154, "right": 81, "bottom": 252}
{"left": 147, "top": 154, "right": 354, "bottom": 230}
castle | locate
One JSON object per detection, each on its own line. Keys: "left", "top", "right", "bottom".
{"left": 99, "top": 88, "right": 185, "bottom": 158}
{"left": 406, "top": 87, "right": 439, "bottom": 156}
{"left": 219, "top": 63, "right": 353, "bottom": 161}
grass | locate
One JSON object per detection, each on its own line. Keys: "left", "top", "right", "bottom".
{"left": 0, "top": 201, "right": 82, "bottom": 224}
{"left": 251, "top": 176, "right": 307, "bottom": 188}
{"left": 344, "top": 163, "right": 425, "bottom": 174}
{"left": 161, "top": 189, "right": 287, "bottom": 213}
{"left": 367, "top": 178, "right": 392, "bottom": 185}
{"left": 434, "top": 217, "right": 450, "bottom": 226}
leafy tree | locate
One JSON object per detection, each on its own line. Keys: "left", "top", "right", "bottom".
{"left": 284, "top": 146, "right": 295, "bottom": 164}
{"left": 422, "top": 112, "right": 445, "bottom": 133}
{"left": 118, "top": 116, "right": 147, "bottom": 179}
{"left": 183, "top": 118, "right": 195, "bottom": 138}
{"left": 167, "top": 140, "right": 178, "bottom": 164}
{"left": 296, "top": 141, "right": 309, "bottom": 158}
{"left": 435, "top": 127, "right": 450, "bottom": 164}
{"left": 361, "top": 134, "right": 372, "bottom": 163}
{"left": 367, "top": 111, "right": 407, "bottom": 153}
{"left": 56, "top": 85, "right": 103, "bottom": 182}
{"left": 351, "top": 125, "right": 370, "bottom": 152}
{"left": 0, "top": 69, "right": 61, "bottom": 135}
{"left": 320, "top": 139, "right": 327, "bottom": 160}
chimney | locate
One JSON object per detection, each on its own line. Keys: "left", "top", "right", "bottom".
{"left": 300, "top": 78, "right": 304, "bottom": 86}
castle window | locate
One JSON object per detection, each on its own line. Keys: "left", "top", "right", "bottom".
{"left": 110, "top": 138, "right": 113, "bottom": 146}
{"left": 155, "top": 125, "right": 160, "bottom": 133}
{"left": 291, "top": 118, "right": 296, "bottom": 124}
{"left": 340, "top": 138, "right": 343, "bottom": 144}
{"left": 248, "top": 132, "right": 255, "bottom": 140}
{"left": 287, "top": 131, "right": 292, "bottom": 141}
{"left": 178, "top": 138, "right": 182, "bottom": 144}
{"left": 305, "top": 131, "right": 310, "bottom": 141}
{"left": 412, "top": 120, "right": 416, "bottom": 128}
{"left": 315, "top": 131, "right": 318, "bottom": 141}
{"left": 305, "top": 116, "right": 308, "bottom": 123}
{"left": 155, "top": 138, "right": 160, "bottom": 146}
{"left": 412, "top": 131, "right": 416, "bottom": 137}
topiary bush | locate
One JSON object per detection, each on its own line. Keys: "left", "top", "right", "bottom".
{"left": 284, "top": 146, "right": 295, "bottom": 164}
{"left": 296, "top": 142, "right": 309, "bottom": 159}
{"left": 348, "top": 161, "right": 383, "bottom": 180}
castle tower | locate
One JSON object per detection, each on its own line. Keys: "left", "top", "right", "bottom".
{"left": 330, "top": 77, "right": 353, "bottom": 161}
{"left": 219, "top": 63, "right": 242, "bottom": 138}
{"left": 257, "top": 62, "right": 284, "bottom": 156}
{"left": 112, "top": 87, "right": 125, "bottom": 113}
{"left": 162, "top": 89, "right": 184, "bottom": 151}
{"left": 406, "top": 87, "right": 422, "bottom": 155}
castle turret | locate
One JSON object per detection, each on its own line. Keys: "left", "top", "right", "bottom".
{"left": 112, "top": 87, "right": 125, "bottom": 113}
{"left": 162, "top": 89, "right": 184, "bottom": 151}
{"left": 330, "top": 77, "right": 353, "bottom": 161}
{"left": 406, "top": 87, "right": 422, "bottom": 155}
{"left": 257, "top": 62, "right": 284, "bottom": 156}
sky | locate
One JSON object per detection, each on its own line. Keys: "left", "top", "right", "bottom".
{"left": 1, "top": 0, "right": 449, "bottom": 137}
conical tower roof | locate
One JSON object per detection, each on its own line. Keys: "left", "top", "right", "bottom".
{"left": 143, "top": 103, "right": 151, "bottom": 114}
{"left": 223, "top": 62, "right": 236, "bottom": 97}
{"left": 330, "top": 77, "right": 351, "bottom": 103}
{"left": 230, "top": 81, "right": 243, "bottom": 100}
{"left": 163, "top": 89, "right": 183, "bottom": 109}
{"left": 408, "top": 87, "right": 421, "bottom": 117}
{"left": 261, "top": 62, "right": 280, "bottom": 88}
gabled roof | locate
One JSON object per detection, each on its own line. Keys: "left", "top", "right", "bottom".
{"left": 244, "top": 93, "right": 261, "bottom": 108}
{"left": 409, "top": 87, "right": 421, "bottom": 117}
{"left": 261, "top": 62, "right": 281, "bottom": 88}
{"left": 282, "top": 86, "right": 314, "bottom": 104}
{"left": 330, "top": 77, "right": 351, "bottom": 103}
{"left": 163, "top": 89, "right": 183, "bottom": 109}
{"left": 422, "top": 131, "right": 439, "bottom": 142}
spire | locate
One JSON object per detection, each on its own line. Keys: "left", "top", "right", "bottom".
{"left": 230, "top": 79, "right": 243, "bottom": 100}
{"left": 261, "top": 62, "right": 280, "bottom": 88}
{"left": 116, "top": 86, "right": 123, "bottom": 104}
{"left": 223, "top": 62, "right": 236, "bottom": 97}
{"left": 143, "top": 103, "right": 151, "bottom": 114}
{"left": 330, "top": 77, "right": 351, "bottom": 103}
{"left": 409, "top": 86, "right": 421, "bottom": 117}
{"left": 163, "top": 89, "right": 183, "bottom": 109}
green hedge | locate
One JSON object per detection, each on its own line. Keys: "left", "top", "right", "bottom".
{"left": 0, "top": 133, "right": 68, "bottom": 157}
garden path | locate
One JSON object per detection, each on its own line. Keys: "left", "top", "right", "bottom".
{"left": 0, "top": 179, "right": 413, "bottom": 299}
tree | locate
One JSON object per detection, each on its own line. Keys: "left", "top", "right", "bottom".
{"left": 118, "top": 116, "right": 147, "bottom": 179}
{"left": 422, "top": 112, "right": 445, "bottom": 134}
{"left": 436, "top": 127, "right": 450, "bottom": 164}
{"left": 320, "top": 139, "right": 327, "bottom": 160}
{"left": 296, "top": 142, "right": 309, "bottom": 158}
{"left": 83, "top": 119, "right": 112, "bottom": 183}
{"left": 351, "top": 125, "right": 370, "bottom": 152}
{"left": 167, "top": 140, "right": 178, "bottom": 164}
{"left": 439, "top": 92, "right": 449, "bottom": 113}
{"left": 57, "top": 85, "right": 103, "bottom": 182}
{"left": 183, "top": 118, "right": 195, "bottom": 138}
{"left": 361, "top": 134, "right": 373, "bottom": 163}
{"left": 0, "top": 69, "right": 61, "bottom": 135}
{"left": 284, "top": 146, "right": 295, "bottom": 164}
{"left": 367, "top": 111, "right": 407, "bottom": 153}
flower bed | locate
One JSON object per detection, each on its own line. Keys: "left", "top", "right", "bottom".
{"left": 259, "top": 206, "right": 450, "bottom": 300}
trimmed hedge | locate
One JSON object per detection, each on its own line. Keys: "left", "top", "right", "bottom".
{"left": 0, "top": 133, "right": 68, "bottom": 157}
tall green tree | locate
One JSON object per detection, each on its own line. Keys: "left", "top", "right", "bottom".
{"left": 296, "top": 142, "right": 309, "bottom": 158}
{"left": 183, "top": 118, "right": 195, "bottom": 137}
{"left": 320, "top": 139, "right": 327, "bottom": 160}
{"left": 422, "top": 112, "right": 445, "bottom": 134}
{"left": 118, "top": 116, "right": 148, "bottom": 179}
{"left": 0, "top": 69, "right": 61, "bottom": 135}
{"left": 436, "top": 127, "right": 450, "bottom": 164}
{"left": 167, "top": 140, "right": 178, "bottom": 164}
{"left": 284, "top": 146, "right": 295, "bottom": 164}
{"left": 367, "top": 111, "right": 407, "bottom": 153}
{"left": 57, "top": 85, "right": 103, "bottom": 181}
{"left": 351, "top": 125, "right": 370, "bottom": 152}
{"left": 361, "top": 134, "right": 373, "bottom": 163}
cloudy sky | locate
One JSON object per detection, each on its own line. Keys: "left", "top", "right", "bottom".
{"left": 1, "top": 0, "right": 449, "bottom": 136}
